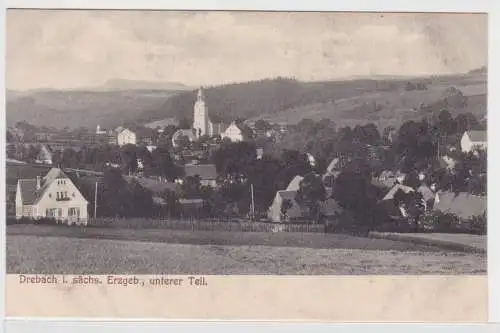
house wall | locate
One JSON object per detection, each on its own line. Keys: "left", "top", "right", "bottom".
{"left": 221, "top": 124, "right": 243, "bottom": 142}
{"left": 15, "top": 182, "right": 23, "bottom": 219}
{"left": 461, "top": 133, "right": 487, "bottom": 153}
{"left": 200, "top": 179, "right": 217, "bottom": 188}
{"left": 33, "top": 178, "right": 89, "bottom": 224}
{"left": 267, "top": 192, "right": 303, "bottom": 223}
{"left": 117, "top": 130, "right": 137, "bottom": 146}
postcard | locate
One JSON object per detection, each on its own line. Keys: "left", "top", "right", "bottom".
{"left": 5, "top": 9, "right": 488, "bottom": 321}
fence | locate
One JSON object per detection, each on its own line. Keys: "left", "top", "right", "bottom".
{"left": 85, "top": 217, "right": 325, "bottom": 233}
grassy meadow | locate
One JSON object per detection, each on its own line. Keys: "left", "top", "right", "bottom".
{"left": 6, "top": 225, "right": 486, "bottom": 275}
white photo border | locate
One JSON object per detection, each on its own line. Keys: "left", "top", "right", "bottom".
{"left": 1, "top": 0, "right": 498, "bottom": 331}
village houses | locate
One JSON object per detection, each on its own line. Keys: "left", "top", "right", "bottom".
{"left": 220, "top": 122, "right": 253, "bottom": 142}
{"left": 460, "top": 130, "right": 487, "bottom": 153}
{"left": 15, "top": 168, "right": 89, "bottom": 225}
{"left": 182, "top": 164, "right": 218, "bottom": 187}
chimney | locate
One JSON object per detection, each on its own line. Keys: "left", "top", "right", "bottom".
{"left": 36, "top": 176, "right": 41, "bottom": 190}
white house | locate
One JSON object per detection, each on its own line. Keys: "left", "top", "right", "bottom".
{"left": 220, "top": 122, "right": 252, "bottom": 142}
{"left": 117, "top": 128, "right": 137, "bottom": 146}
{"left": 183, "top": 164, "right": 218, "bottom": 187}
{"left": 35, "top": 145, "right": 53, "bottom": 165}
{"left": 172, "top": 129, "right": 197, "bottom": 147}
{"left": 267, "top": 175, "right": 341, "bottom": 223}
{"left": 15, "top": 168, "right": 89, "bottom": 225}
{"left": 267, "top": 190, "right": 304, "bottom": 222}
{"left": 460, "top": 130, "right": 487, "bottom": 153}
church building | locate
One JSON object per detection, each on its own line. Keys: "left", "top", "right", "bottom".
{"left": 192, "top": 88, "right": 225, "bottom": 138}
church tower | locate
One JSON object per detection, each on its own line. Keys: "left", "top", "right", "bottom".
{"left": 193, "top": 87, "right": 210, "bottom": 138}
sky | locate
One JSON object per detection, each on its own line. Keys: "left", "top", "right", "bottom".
{"left": 6, "top": 10, "right": 488, "bottom": 91}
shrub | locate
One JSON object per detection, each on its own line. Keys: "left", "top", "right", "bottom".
{"left": 418, "top": 211, "right": 486, "bottom": 234}
{"left": 33, "top": 217, "right": 58, "bottom": 225}
{"left": 468, "top": 214, "right": 487, "bottom": 235}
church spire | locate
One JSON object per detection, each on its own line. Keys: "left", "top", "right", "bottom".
{"left": 197, "top": 87, "right": 204, "bottom": 102}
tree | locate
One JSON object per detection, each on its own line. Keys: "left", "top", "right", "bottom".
{"left": 161, "top": 189, "right": 181, "bottom": 218}
{"left": 181, "top": 175, "right": 202, "bottom": 199}
{"left": 128, "top": 180, "right": 154, "bottom": 218}
{"left": 150, "top": 146, "right": 181, "bottom": 180}
{"left": 254, "top": 119, "right": 272, "bottom": 132}
{"left": 120, "top": 144, "right": 138, "bottom": 175}
{"left": 443, "top": 86, "right": 468, "bottom": 109}
{"left": 179, "top": 118, "right": 191, "bottom": 129}
{"left": 382, "top": 125, "right": 396, "bottom": 145}
{"left": 6, "top": 131, "right": 14, "bottom": 143}
{"left": 393, "top": 190, "right": 425, "bottom": 232}
{"left": 332, "top": 159, "right": 382, "bottom": 228}
{"left": 98, "top": 168, "right": 132, "bottom": 217}
{"left": 212, "top": 141, "right": 257, "bottom": 177}
{"left": 281, "top": 199, "right": 293, "bottom": 221}
{"left": 61, "top": 148, "right": 79, "bottom": 168}
{"left": 437, "top": 109, "right": 456, "bottom": 135}
{"left": 295, "top": 172, "right": 326, "bottom": 223}
{"left": 455, "top": 113, "right": 480, "bottom": 134}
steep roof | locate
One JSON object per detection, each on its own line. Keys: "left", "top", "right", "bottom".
{"left": 467, "top": 130, "right": 487, "bottom": 142}
{"left": 319, "top": 198, "right": 343, "bottom": 216}
{"left": 172, "top": 129, "right": 196, "bottom": 143}
{"left": 286, "top": 175, "right": 304, "bottom": 191}
{"left": 184, "top": 164, "right": 217, "bottom": 180}
{"left": 434, "top": 191, "right": 486, "bottom": 219}
{"left": 126, "top": 176, "right": 179, "bottom": 195}
{"left": 326, "top": 158, "right": 340, "bottom": 174}
{"left": 18, "top": 168, "right": 72, "bottom": 205}
{"left": 382, "top": 184, "right": 414, "bottom": 201}
{"left": 277, "top": 190, "right": 298, "bottom": 201}
{"left": 417, "top": 185, "right": 435, "bottom": 202}
{"left": 18, "top": 179, "right": 39, "bottom": 205}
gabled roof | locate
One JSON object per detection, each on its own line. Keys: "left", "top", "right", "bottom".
{"left": 434, "top": 191, "right": 486, "bottom": 219}
{"left": 417, "top": 185, "right": 435, "bottom": 202}
{"left": 466, "top": 130, "right": 487, "bottom": 142}
{"left": 127, "top": 177, "right": 179, "bottom": 195}
{"left": 134, "top": 127, "right": 156, "bottom": 138}
{"left": 172, "top": 129, "right": 196, "bottom": 142}
{"left": 18, "top": 168, "right": 73, "bottom": 205}
{"left": 382, "top": 184, "right": 414, "bottom": 201}
{"left": 326, "top": 158, "right": 340, "bottom": 174}
{"left": 277, "top": 190, "right": 298, "bottom": 201}
{"left": 184, "top": 164, "right": 217, "bottom": 180}
{"left": 286, "top": 175, "right": 304, "bottom": 191}
{"left": 319, "top": 198, "right": 343, "bottom": 216}
{"left": 18, "top": 179, "right": 39, "bottom": 205}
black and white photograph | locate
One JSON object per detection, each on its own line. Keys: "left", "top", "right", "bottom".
{"left": 5, "top": 10, "right": 487, "bottom": 276}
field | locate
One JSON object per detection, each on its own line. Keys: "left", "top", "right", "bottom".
{"left": 6, "top": 225, "right": 486, "bottom": 275}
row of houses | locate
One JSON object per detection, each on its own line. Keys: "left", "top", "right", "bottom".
{"left": 11, "top": 161, "right": 219, "bottom": 224}
{"left": 11, "top": 126, "right": 487, "bottom": 227}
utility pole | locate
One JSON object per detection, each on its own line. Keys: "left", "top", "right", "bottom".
{"left": 94, "top": 181, "right": 98, "bottom": 218}
{"left": 250, "top": 183, "right": 255, "bottom": 221}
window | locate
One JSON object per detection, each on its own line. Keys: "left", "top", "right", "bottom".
{"left": 68, "top": 207, "right": 80, "bottom": 217}
{"left": 58, "top": 209, "right": 62, "bottom": 217}
{"left": 45, "top": 208, "right": 57, "bottom": 217}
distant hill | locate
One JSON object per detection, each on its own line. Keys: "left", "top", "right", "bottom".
{"left": 138, "top": 72, "right": 487, "bottom": 129}
{"left": 7, "top": 72, "right": 487, "bottom": 131}
{"left": 6, "top": 89, "right": 181, "bottom": 129}
{"left": 468, "top": 66, "right": 487, "bottom": 75}
{"left": 99, "top": 79, "right": 192, "bottom": 92}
